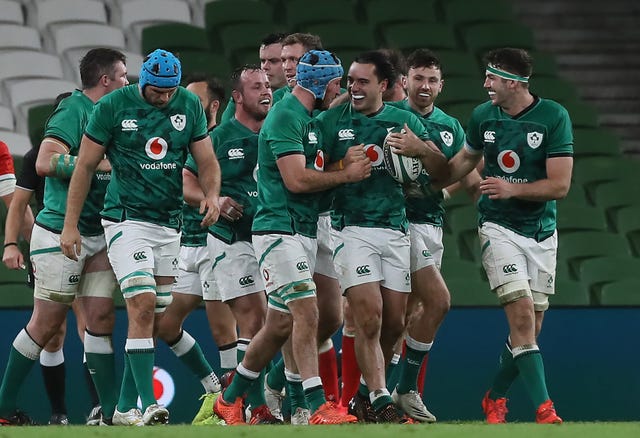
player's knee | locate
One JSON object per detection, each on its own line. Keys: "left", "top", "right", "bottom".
{"left": 532, "top": 291, "right": 550, "bottom": 312}
{"left": 495, "top": 280, "right": 532, "bottom": 306}
{"left": 155, "top": 284, "right": 174, "bottom": 314}
{"left": 120, "top": 270, "right": 156, "bottom": 299}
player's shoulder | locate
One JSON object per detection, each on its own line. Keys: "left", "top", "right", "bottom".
{"left": 432, "top": 106, "right": 464, "bottom": 130}
{"left": 533, "top": 96, "right": 570, "bottom": 118}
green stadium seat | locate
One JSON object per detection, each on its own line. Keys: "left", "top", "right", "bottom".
{"left": 445, "top": 204, "right": 477, "bottom": 235}
{"left": 0, "top": 283, "right": 34, "bottom": 308}
{"left": 141, "top": 23, "right": 210, "bottom": 56}
{"left": 365, "top": 0, "right": 437, "bottom": 36}
{"left": 27, "top": 103, "right": 56, "bottom": 149}
{"left": 284, "top": 0, "right": 357, "bottom": 31}
{"left": 382, "top": 22, "right": 459, "bottom": 54}
{"left": 462, "top": 22, "right": 535, "bottom": 58}
{"left": 578, "top": 256, "right": 640, "bottom": 305}
{"left": 530, "top": 77, "right": 580, "bottom": 103}
{"left": 558, "top": 231, "right": 631, "bottom": 278}
{"left": 204, "top": 0, "right": 273, "bottom": 48}
{"left": 447, "top": 277, "right": 495, "bottom": 306}
{"left": 218, "top": 23, "right": 286, "bottom": 66}
{"left": 443, "top": 189, "right": 474, "bottom": 210}
{"left": 563, "top": 101, "right": 599, "bottom": 129}
{"left": 592, "top": 181, "right": 640, "bottom": 223}
{"left": 557, "top": 185, "right": 589, "bottom": 208}
{"left": 599, "top": 279, "right": 640, "bottom": 306}
{"left": 305, "top": 23, "right": 375, "bottom": 52}
{"left": 572, "top": 128, "right": 621, "bottom": 158}
{"left": 437, "top": 50, "right": 483, "bottom": 78}
{"left": 556, "top": 205, "right": 608, "bottom": 233}
{"left": 441, "top": 258, "right": 484, "bottom": 283}
{"left": 552, "top": 278, "right": 591, "bottom": 306}
{"left": 443, "top": 0, "right": 515, "bottom": 28}
{"left": 441, "top": 232, "right": 462, "bottom": 260}
{"left": 572, "top": 156, "right": 638, "bottom": 192}
{"left": 437, "top": 77, "right": 487, "bottom": 106}
{"left": 528, "top": 51, "right": 559, "bottom": 77}
{"left": 614, "top": 206, "right": 640, "bottom": 256}
{"left": 176, "top": 51, "right": 232, "bottom": 83}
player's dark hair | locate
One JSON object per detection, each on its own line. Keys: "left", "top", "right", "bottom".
{"left": 354, "top": 50, "right": 396, "bottom": 89}
{"left": 378, "top": 48, "right": 407, "bottom": 77}
{"left": 79, "top": 48, "right": 127, "bottom": 89}
{"left": 406, "top": 48, "right": 442, "bottom": 74}
{"left": 230, "top": 64, "right": 263, "bottom": 92}
{"left": 484, "top": 48, "right": 533, "bottom": 80}
{"left": 261, "top": 32, "right": 287, "bottom": 46}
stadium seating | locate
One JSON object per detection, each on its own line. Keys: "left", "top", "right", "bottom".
{"left": 0, "top": 0, "right": 24, "bottom": 25}
{"left": 552, "top": 278, "right": 591, "bottom": 306}
{"left": 0, "top": 106, "right": 14, "bottom": 131}
{"left": 0, "top": 24, "right": 42, "bottom": 51}
{"left": 446, "top": 277, "right": 495, "bottom": 306}
{"left": 305, "top": 23, "right": 375, "bottom": 52}
{"left": 558, "top": 230, "right": 631, "bottom": 277}
{"left": 530, "top": 77, "right": 581, "bottom": 103}
{"left": 0, "top": 51, "right": 65, "bottom": 82}
{"left": 572, "top": 128, "right": 622, "bottom": 159}
{"left": 0, "top": 283, "right": 34, "bottom": 308}
{"left": 440, "top": 102, "right": 477, "bottom": 128}
{"left": 462, "top": 22, "right": 536, "bottom": 58}
{"left": 31, "top": 0, "right": 109, "bottom": 31}
{"left": 141, "top": 23, "right": 210, "bottom": 56}
{"left": 572, "top": 156, "right": 638, "bottom": 191}
{"left": 382, "top": 22, "right": 459, "bottom": 53}
{"left": 614, "top": 206, "right": 640, "bottom": 255}
{"left": 599, "top": 279, "right": 640, "bottom": 306}
{"left": 437, "top": 77, "right": 488, "bottom": 106}
{"left": 1, "top": 131, "right": 36, "bottom": 157}
{"left": 176, "top": 51, "right": 233, "bottom": 82}
{"left": 365, "top": 0, "right": 437, "bottom": 35}
{"left": 578, "top": 256, "right": 640, "bottom": 305}
{"left": 563, "top": 101, "right": 599, "bottom": 129}
{"left": 556, "top": 205, "right": 608, "bottom": 233}
{"left": 284, "top": 0, "right": 357, "bottom": 31}
{"left": 437, "top": 50, "right": 483, "bottom": 78}
{"left": 204, "top": 0, "right": 273, "bottom": 49}
{"left": 443, "top": 0, "right": 515, "bottom": 29}
{"left": 27, "top": 103, "right": 56, "bottom": 149}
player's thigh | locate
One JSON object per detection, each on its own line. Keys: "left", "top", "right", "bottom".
{"left": 478, "top": 222, "right": 530, "bottom": 290}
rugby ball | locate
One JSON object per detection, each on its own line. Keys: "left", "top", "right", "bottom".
{"left": 383, "top": 130, "right": 423, "bottom": 183}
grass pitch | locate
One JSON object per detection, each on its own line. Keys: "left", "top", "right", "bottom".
{"left": 4, "top": 422, "right": 640, "bottom": 438}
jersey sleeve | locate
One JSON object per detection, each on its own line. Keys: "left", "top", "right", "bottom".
{"left": 268, "top": 109, "right": 305, "bottom": 158}
{"left": 15, "top": 148, "right": 40, "bottom": 192}
{"left": 84, "top": 97, "right": 114, "bottom": 147}
{"left": 190, "top": 95, "right": 209, "bottom": 142}
{"left": 44, "top": 104, "right": 83, "bottom": 151}
{"left": 465, "top": 105, "right": 485, "bottom": 152}
{"left": 450, "top": 118, "right": 466, "bottom": 154}
{"left": 547, "top": 105, "right": 574, "bottom": 157}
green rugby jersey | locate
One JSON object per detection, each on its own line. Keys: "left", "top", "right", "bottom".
{"left": 36, "top": 90, "right": 108, "bottom": 236}
{"left": 314, "top": 102, "right": 429, "bottom": 232}
{"left": 181, "top": 151, "right": 207, "bottom": 247}
{"left": 252, "top": 93, "right": 319, "bottom": 238}
{"left": 390, "top": 100, "right": 466, "bottom": 227}
{"left": 466, "top": 97, "right": 573, "bottom": 240}
{"left": 186, "top": 119, "right": 259, "bottom": 244}
{"left": 85, "top": 84, "right": 208, "bottom": 230}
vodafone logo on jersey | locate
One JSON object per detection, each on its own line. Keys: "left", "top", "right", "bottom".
{"left": 497, "top": 150, "right": 520, "bottom": 174}
{"left": 137, "top": 366, "right": 175, "bottom": 408}
{"left": 145, "top": 137, "right": 168, "bottom": 160}
{"left": 314, "top": 150, "right": 325, "bottom": 171}
{"left": 364, "top": 144, "right": 384, "bottom": 167}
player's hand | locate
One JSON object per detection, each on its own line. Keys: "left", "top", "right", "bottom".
{"left": 343, "top": 144, "right": 371, "bottom": 182}
{"left": 479, "top": 176, "right": 516, "bottom": 199}
{"left": 200, "top": 196, "right": 220, "bottom": 228}
{"left": 60, "top": 226, "right": 82, "bottom": 261}
{"left": 385, "top": 123, "right": 430, "bottom": 157}
{"left": 2, "top": 245, "right": 25, "bottom": 270}
{"left": 96, "top": 158, "right": 112, "bottom": 173}
{"left": 218, "top": 196, "right": 244, "bottom": 222}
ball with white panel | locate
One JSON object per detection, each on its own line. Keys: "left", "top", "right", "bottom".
{"left": 383, "top": 127, "right": 423, "bottom": 183}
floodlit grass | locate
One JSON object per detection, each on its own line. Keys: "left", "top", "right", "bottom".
{"left": 4, "top": 422, "right": 640, "bottom": 438}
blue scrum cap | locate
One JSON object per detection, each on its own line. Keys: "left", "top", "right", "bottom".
{"left": 139, "top": 49, "right": 181, "bottom": 90}
{"left": 296, "top": 50, "right": 343, "bottom": 100}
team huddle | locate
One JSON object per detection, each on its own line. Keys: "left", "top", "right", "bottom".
{"left": 0, "top": 31, "right": 572, "bottom": 427}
